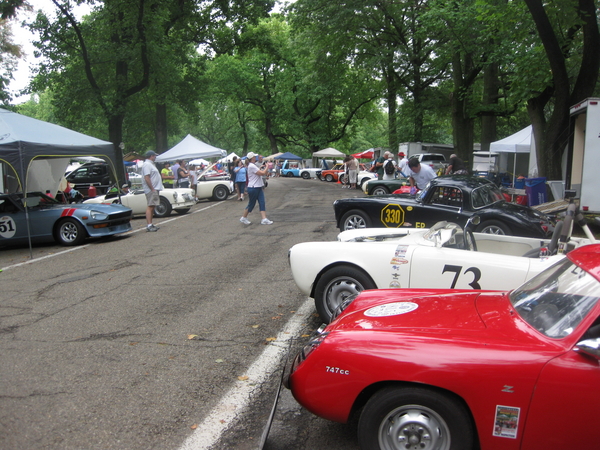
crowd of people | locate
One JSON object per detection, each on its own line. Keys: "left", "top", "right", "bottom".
{"left": 140, "top": 148, "right": 469, "bottom": 231}
{"left": 140, "top": 151, "right": 274, "bottom": 231}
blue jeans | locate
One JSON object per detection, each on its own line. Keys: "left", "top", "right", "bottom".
{"left": 246, "top": 187, "right": 265, "bottom": 212}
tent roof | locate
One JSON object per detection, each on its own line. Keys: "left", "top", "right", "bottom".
{"left": 0, "top": 108, "right": 112, "bottom": 147}
{"left": 273, "top": 151, "right": 303, "bottom": 160}
{"left": 313, "top": 147, "right": 346, "bottom": 157}
{"left": 489, "top": 125, "right": 532, "bottom": 153}
{"left": 0, "top": 108, "right": 118, "bottom": 192}
{"left": 155, "top": 134, "right": 227, "bottom": 162}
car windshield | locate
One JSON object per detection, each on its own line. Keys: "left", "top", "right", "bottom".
{"left": 510, "top": 258, "right": 600, "bottom": 338}
{"left": 471, "top": 184, "right": 505, "bottom": 209}
{"left": 21, "top": 192, "right": 59, "bottom": 208}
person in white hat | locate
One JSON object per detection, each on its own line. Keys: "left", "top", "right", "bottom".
{"left": 240, "top": 152, "right": 273, "bottom": 225}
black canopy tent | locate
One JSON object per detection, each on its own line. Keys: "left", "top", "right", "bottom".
{"left": 0, "top": 108, "right": 122, "bottom": 257}
{"left": 0, "top": 108, "right": 119, "bottom": 194}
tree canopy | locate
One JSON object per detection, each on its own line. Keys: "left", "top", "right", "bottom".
{"left": 1, "top": 0, "right": 597, "bottom": 177}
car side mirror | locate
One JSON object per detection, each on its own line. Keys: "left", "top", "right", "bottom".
{"left": 574, "top": 338, "right": 600, "bottom": 360}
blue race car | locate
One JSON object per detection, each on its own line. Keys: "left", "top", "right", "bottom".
{"left": 0, "top": 191, "right": 133, "bottom": 247}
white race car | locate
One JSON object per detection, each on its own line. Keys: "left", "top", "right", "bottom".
{"left": 298, "top": 168, "right": 322, "bottom": 179}
{"left": 85, "top": 188, "right": 196, "bottom": 218}
{"left": 195, "top": 174, "right": 234, "bottom": 201}
{"left": 289, "top": 217, "right": 594, "bottom": 322}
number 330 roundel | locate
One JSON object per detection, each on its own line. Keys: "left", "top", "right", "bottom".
{"left": 0, "top": 216, "right": 17, "bottom": 239}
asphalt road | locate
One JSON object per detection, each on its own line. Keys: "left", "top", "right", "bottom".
{"left": 0, "top": 177, "right": 363, "bottom": 450}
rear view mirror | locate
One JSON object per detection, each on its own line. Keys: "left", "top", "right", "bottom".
{"left": 574, "top": 338, "right": 600, "bottom": 360}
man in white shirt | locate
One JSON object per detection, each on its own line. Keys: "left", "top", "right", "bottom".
{"left": 398, "top": 152, "right": 409, "bottom": 177}
{"left": 141, "top": 150, "right": 164, "bottom": 232}
{"left": 407, "top": 157, "right": 437, "bottom": 193}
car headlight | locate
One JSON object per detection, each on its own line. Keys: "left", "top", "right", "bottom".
{"left": 183, "top": 193, "right": 193, "bottom": 201}
{"left": 90, "top": 210, "right": 109, "bottom": 220}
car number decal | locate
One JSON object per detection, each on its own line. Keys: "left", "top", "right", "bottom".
{"left": 380, "top": 204, "right": 405, "bottom": 228}
{"left": 0, "top": 216, "right": 17, "bottom": 238}
{"left": 442, "top": 264, "right": 482, "bottom": 289}
{"left": 493, "top": 405, "right": 520, "bottom": 439}
{"left": 364, "top": 302, "right": 418, "bottom": 317}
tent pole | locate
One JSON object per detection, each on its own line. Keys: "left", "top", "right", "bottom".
{"left": 18, "top": 143, "right": 33, "bottom": 259}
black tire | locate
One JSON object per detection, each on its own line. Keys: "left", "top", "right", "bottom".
{"left": 314, "top": 265, "right": 376, "bottom": 322}
{"left": 55, "top": 218, "right": 86, "bottom": 246}
{"left": 212, "top": 185, "right": 229, "bottom": 201}
{"left": 358, "top": 386, "right": 474, "bottom": 450}
{"left": 154, "top": 196, "right": 172, "bottom": 217}
{"left": 476, "top": 220, "right": 509, "bottom": 235}
{"left": 339, "top": 174, "right": 347, "bottom": 184}
{"left": 301, "top": 171, "right": 311, "bottom": 180}
{"left": 325, "top": 174, "right": 334, "bottom": 182}
{"left": 286, "top": 172, "right": 294, "bottom": 178}
{"left": 175, "top": 208, "right": 190, "bottom": 215}
{"left": 340, "top": 209, "right": 371, "bottom": 231}
{"left": 372, "top": 186, "right": 389, "bottom": 196}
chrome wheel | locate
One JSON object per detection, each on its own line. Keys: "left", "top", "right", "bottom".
{"left": 379, "top": 405, "right": 450, "bottom": 450}
{"left": 314, "top": 265, "right": 375, "bottom": 322}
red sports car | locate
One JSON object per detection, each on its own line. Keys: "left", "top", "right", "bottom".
{"left": 285, "top": 244, "right": 600, "bottom": 450}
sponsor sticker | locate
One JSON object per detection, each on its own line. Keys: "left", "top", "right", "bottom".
{"left": 364, "top": 302, "right": 418, "bottom": 317}
{"left": 493, "top": 405, "right": 519, "bottom": 439}
{"left": 390, "top": 257, "right": 408, "bottom": 265}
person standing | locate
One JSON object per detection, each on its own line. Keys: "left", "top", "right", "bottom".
{"left": 189, "top": 165, "right": 198, "bottom": 200}
{"left": 374, "top": 151, "right": 391, "bottom": 180}
{"left": 234, "top": 158, "right": 247, "bottom": 201}
{"left": 161, "top": 163, "right": 174, "bottom": 188}
{"left": 171, "top": 160, "right": 180, "bottom": 187}
{"left": 382, "top": 152, "right": 396, "bottom": 180}
{"left": 141, "top": 150, "right": 163, "bottom": 232}
{"left": 240, "top": 152, "right": 273, "bottom": 225}
{"left": 347, "top": 155, "right": 358, "bottom": 190}
{"left": 398, "top": 152, "right": 409, "bottom": 177}
{"left": 407, "top": 157, "right": 437, "bottom": 194}
{"left": 445, "top": 154, "right": 468, "bottom": 175}
{"left": 177, "top": 162, "right": 190, "bottom": 188}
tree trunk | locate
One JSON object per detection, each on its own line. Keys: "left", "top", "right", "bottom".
{"left": 386, "top": 73, "right": 398, "bottom": 154}
{"left": 265, "top": 117, "right": 279, "bottom": 154}
{"left": 108, "top": 112, "right": 126, "bottom": 186}
{"left": 480, "top": 63, "right": 499, "bottom": 152}
{"left": 155, "top": 104, "right": 168, "bottom": 153}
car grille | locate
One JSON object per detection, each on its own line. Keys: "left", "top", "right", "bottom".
{"left": 108, "top": 211, "right": 133, "bottom": 220}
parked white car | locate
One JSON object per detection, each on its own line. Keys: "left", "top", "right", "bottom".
{"left": 298, "top": 168, "right": 322, "bottom": 179}
{"left": 338, "top": 170, "right": 376, "bottom": 187}
{"left": 195, "top": 175, "right": 234, "bottom": 201}
{"left": 84, "top": 188, "right": 195, "bottom": 218}
{"left": 289, "top": 219, "right": 593, "bottom": 322}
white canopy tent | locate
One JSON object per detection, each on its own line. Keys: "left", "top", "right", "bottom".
{"left": 155, "top": 134, "right": 226, "bottom": 162}
{"left": 312, "top": 147, "right": 346, "bottom": 158}
{"left": 489, "top": 125, "right": 538, "bottom": 180}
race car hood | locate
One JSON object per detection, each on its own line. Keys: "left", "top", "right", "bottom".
{"left": 332, "top": 289, "right": 489, "bottom": 334}
{"left": 47, "top": 203, "right": 132, "bottom": 214}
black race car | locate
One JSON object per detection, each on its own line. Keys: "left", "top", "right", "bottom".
{"left": 334, "top": 175, "right": 553, "bottom": 238}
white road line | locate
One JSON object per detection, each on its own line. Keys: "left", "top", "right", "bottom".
{"left": 178, "top": 297, "right": 314, "bottom": 450}
{"left": 0, "top": 200, "right": 229, "bottom": 272}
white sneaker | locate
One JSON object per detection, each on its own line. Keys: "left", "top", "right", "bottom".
{"left": 240, "top": 217, "right": 251, "bottom": 225}
{"left": 261, "top": 218, "right": 273, "bottom": 225}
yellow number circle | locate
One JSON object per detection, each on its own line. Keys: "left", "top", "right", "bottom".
{"left": 380, "top": 204, "right": 405, "bottom": 228}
